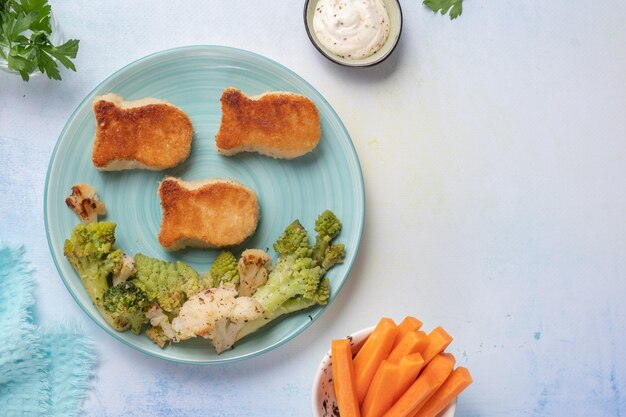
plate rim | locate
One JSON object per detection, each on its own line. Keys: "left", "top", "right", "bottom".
{"left": 43, "top": 45, "right": 366, "bottom": 365}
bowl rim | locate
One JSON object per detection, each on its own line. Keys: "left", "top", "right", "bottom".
{"left": 311, "top": 326, "right": 457, "bottom": 417}
{"left": 303, "top": 0, "right": 403, "bottom": 67}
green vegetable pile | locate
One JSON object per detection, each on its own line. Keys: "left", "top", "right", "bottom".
{"left": 0, "top": 0, "right": 79, "bottom": 80}
{"left": 63, "top": 210, "right": 345, "bottom": 354}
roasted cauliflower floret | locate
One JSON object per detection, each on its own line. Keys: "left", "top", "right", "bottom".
{"left": 237, "top": 249, "right": 272, "bottom": 297}
{"left": 112, "top": 253, "right": 136, "bottom": 287}
{"left": 65, "top": 184, "right": 106, "bottom": 224}
{"left": 145, "top": 303, "right": 177, "bottom": 343}
{"left": 171, "top": 284, "right": 264, "bottom": 353}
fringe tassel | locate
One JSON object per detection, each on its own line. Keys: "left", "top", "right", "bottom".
{"left": 0, "top": 246, "right": 97, "bottom": 417}
{"left": 41, "top": 322, "right": 99, "bottom": 417}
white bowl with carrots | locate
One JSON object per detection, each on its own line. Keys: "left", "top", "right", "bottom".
{"left": 312, "top": 317, "right": 472, "bottom": 417}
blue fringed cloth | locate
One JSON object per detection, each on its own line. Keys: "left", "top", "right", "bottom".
{"left": 0, "top": 246, "right": 97, "bottom": 417}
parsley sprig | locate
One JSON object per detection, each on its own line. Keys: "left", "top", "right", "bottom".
{"left": 0, "top": 0, "right": 79, "bottom": 81}
{"left": 423, "top": 0, "right": 464, "bottom": 20}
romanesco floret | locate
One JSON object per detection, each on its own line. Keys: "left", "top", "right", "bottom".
{"left": 320, "top": 242, "right": 345, "bottom": 271}
{"left": 63, "top": 221, "right": 126, "bottom": 330}
{"left": 133, "top": 253, "right": 206, "bottom": 313}
{"left": 237, "top": 212, "right": 343, "bottom": 342}
{"left": 273, "top": 220, "right": 313, "bottom": 258}
{"left": 102, "top": 280, "right": 150, "bottom": 335}
{"left": 237, "top": 277, "right": 330, "bottom": 341}
{"left": 251, "top": 220, "right": 322, "bottom": 313}
{"left": 313, "top": 210, "right": 345, "bottom": 271}
{"left": 204, "top": 251, "right": 239, "bottom": 288}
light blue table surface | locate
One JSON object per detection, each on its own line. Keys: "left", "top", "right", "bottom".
{"left": 1, "top": 1, "right": 625, "bottom": 416}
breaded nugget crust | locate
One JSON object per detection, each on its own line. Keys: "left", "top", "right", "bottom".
{"left": 92, "top": 96, "right": 193, "bottom": 170}
{"left": 158, "top": 177, "right": 259, "bottom": 250}
{"left": 215, "top": 87, "right": 321, "bottom": 159}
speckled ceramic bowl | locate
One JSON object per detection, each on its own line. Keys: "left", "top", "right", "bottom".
{"left": 304, "top": 0, "right": 403, "bottom": 67}
{"left": 311, "top": 327, "right": 457, "bottom": 417}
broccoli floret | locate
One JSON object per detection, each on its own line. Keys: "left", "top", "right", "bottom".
{"left": 204, "top": 251, "right": 239, "bottom": 288}
{"left": 64, "top": 222, "right": 127, "bottom": 330}
{"left": 133, "top": 253, "right": 206, "bottom": 313}
{"left": 102, "top": 281, "right": 150, "bottom": 335}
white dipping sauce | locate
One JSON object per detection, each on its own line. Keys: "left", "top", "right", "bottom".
{"left": 313, "top": 0, "right": 390, "bottom": 59}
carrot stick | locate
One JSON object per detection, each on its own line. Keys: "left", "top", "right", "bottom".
{"left": 332, "top": 339, "right": 361, "bottom": 417}
{"left": 354, "top": 318, "right": 399, "bottom": 404}
{"left": 394, "top": 317, "right": 423, "bottom": 347}
{"left": 420, "top": 327, "right": 453, "bottom": 365}
{"left": 390, "top": 353, "right": 425, "bottom": 405}
{"left": 412, "top": 367, "right": 473, "bottom": 417}
{"left": 382, "top": 353, "right": 456, "bottom": 417}
{"left": 361, "top": 360, "right": 401, "bottom": 417}
{"left": 388, "top": 331, "right": 428, "bottom": 364}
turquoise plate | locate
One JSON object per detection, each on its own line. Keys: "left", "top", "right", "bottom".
{"left": 44, "top": 46, "right": 365, "bottom": 364}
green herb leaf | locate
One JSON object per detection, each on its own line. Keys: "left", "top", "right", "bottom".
{"left": 35, "top": 46, "right": 60, "bottom": 79}
{"left": 44, "top": 39, "right": 79, "bottom": 72}
{"left": 10, "top": 12, "right": 36, "bottom": 39}
{"left": 0, "top": 0, "right": 79, "bottom": 81}
{"left": 7, "top": 48, "right": 28, "bottom": 71}
{"left": 14, "top": 0, "right": 50, "bottom": 16}
{"left": 423, "top": 0, "right": 463, "bottom": 20}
